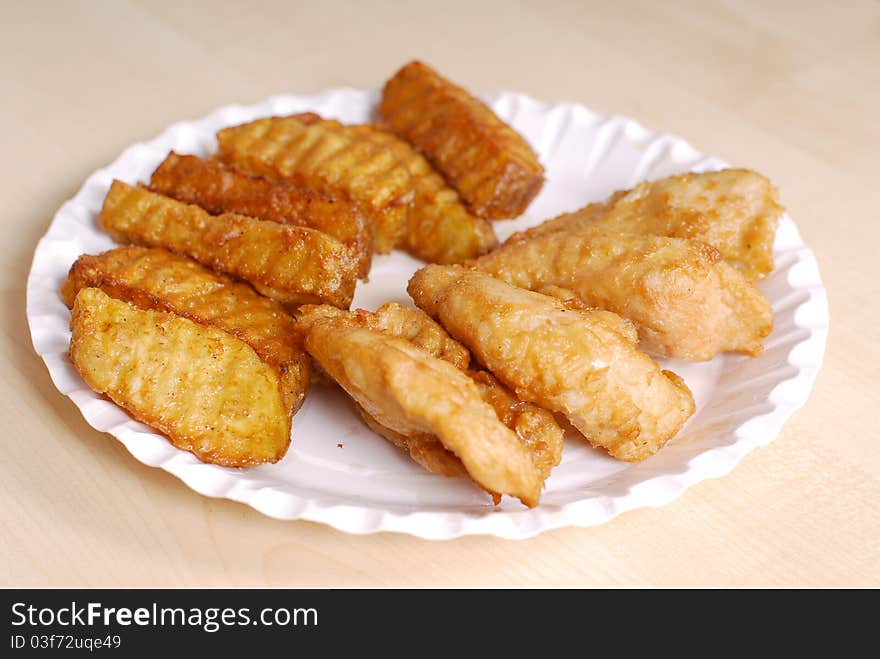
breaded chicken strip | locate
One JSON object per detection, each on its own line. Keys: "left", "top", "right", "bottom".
{"left": 380, "top": 61, "right": 544, "bottom": 219}
{"left": 296, "top": 315, "right": 543, "bottom": 506}
{"left": 354, "top": 406, "right": 469, "bottom": 478}
{"left": 466, "top": 369, "right": 563, "bottom": 483}
{"left": 474, "top": 230, "right": 773, "bottom": 361}
{"left": 296, "top": 302, "right": 470, "bottom": 370}
{"left": 356, "top": 370, "right": 563, "bottom": 500}
{"left": 346, "top": 124, "right": 497, "bottom": 263}
{"left": 62, "top": 246, "right": 310, "bottom": 422}
{"left": 216, "top": 115, "right": 413, "bottom": 253}
{"left": 70, "top": 288, "right": 290, "bottom": 466}
{"left": 514, "top": 169, "right": 782, "bottom": 280}
{"left": 149, "top": 152, "right": 373, "bottom": 278}
{"left": 297, "top": 303, "right": 563, "bottom": 494}
{"left": 408, "top": 266, "right": 695, "bottom": 461}
{"left": 99, "top": 180, "right": 358, "bottom": 309}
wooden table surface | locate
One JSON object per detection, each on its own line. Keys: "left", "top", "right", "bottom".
{"left": 2, "top": 0, "right": 877, "bottom": 587}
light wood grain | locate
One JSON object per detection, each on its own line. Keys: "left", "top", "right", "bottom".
{"left": 1, "top": 0, "right": 877, "bottom": 587}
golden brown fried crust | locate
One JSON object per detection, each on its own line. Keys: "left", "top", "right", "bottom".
{"left": 408, "top": 265, "right": 696, "bottom": 462}
{"left": 518, "top": 169, "right": 781, "bottom": 280}
{"left": 297, "top": 318, "right": 543, "bottom": 506}
{"left": 299, "top": 304, "right": 560, "bottom": 492}
{"left": 99, "top": 180, "right": 358, "bottom": 309}
{"left": 380, "top": 60, "right": 544, "bottom": 219}
{"left": 297, "top": 303, "right": 473, "bottom": 479}
{"left": 466, "top": 370, "right": 563, "bottom": 481}
{"left": 149, "top": 152, "right": 373, "bottom": 278}
{"left": 216, "top": 115, "right": 414, "bottom": 253}
{"left": 69, "top": 288, "right": 290, "bottom": 467}
{"left": 369, "top": 303, "right": 471, "bottom": 369}
{"left": 296, "top": 303, "right": 470, "bottom": 370}
{"left": 345, "top": 124, "right": 498, "bottom": 263}
{"left": 62, "top": 246, "right": 310, "bottom": 423}
{"left": 354, "top": 404, "right": 469, "bottom": 478}
{"left": 475, "top": 229, "right": 772, "bottom": 360}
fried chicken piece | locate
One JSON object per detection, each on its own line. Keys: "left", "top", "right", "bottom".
{"left": 296, "top": 314, "right": 543, "bottom": 506}
{"left": 62, "top": 246, "right": 310, "bottom": 422}
{"left": 466, "top": 370, "right": 563, "bottom": 482}
{"left": 354, "top": 405, "right": 469, "bottom": 478}
{"left": 408, "top": 265, "right": 695, "bottom": 462}
{"left": 354, "top": 370, "right": 563, "bottom": 504}
{"left": 216, "top": 115, "right": 413, "bottom": 253}
{"left": 296, "top": 302, "right": 470, "bottom": 370}
{"left": 99, "top": 180, "right": 358, "bottom": 309}
{"left": 380, "top": 60, "right": 544, "bottom": 219}
{"left": 297, "top": 303, "right": 563, "bottom": 490}
{"left": 69, "top": 288, "right": 290, "bottom": 466}
{"left": 345, "top": 124, "right": 497, "bottom": 263}
{"left": 474, "top": 230, "right": 773, "bottom": 361}
{"left": 149, "top": 152, "right": 373, "bottom": 278}
{"left": 514, "top": 169, "right": 782, "bottom": 280}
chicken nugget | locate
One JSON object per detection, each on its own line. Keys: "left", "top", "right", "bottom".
{"left": 475, "top": 229, "right": 773, "bottom": 360}
{"left": 297, "top": 315, "right": 543, "bottom": 506}
{"left": 216, "top": 115, "right": 413, "bottom": 253}
{"left": 409, "top": 265, "right": 695, "bottom": 462}
{"left": 380, "top": 60, "right": 544, "bottom": 219}
{"left": 345, "top": 124, "right": 497, "bottom": 263}
{"left": 516, "top": 169, "right": 782, "bottom": 281}
{"left": 99, "top": 180, "right": 358, "bottom": 309}
{"left": 69, "top": 288, "right": 290, "bottom": 466}
{"left": 149, "top": 152, "right": 373, "bottom": 278}
{"left": 62, "top": 246, "right": 310, "bottom": 422}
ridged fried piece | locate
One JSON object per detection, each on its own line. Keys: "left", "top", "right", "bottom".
{"left": 99, "top": 180, "right": 358, "bottom": 309}
{"left": 296, "top": 302, "right": 470, "bottom": 370}
{"left": 149, "top": 152, "right": 373, "bottom": 278}
{"left": 475, "top": 230, "right": 773, "bottom": 361}
{"left": 62, "top": 246, "right": 310, "bottom": 422}
{"left": 514, "top": 169, "right": 782, "bottom": 281}
{"left": 297, "top": 316, "right": 543, "bottom": 506}
{"left": 216, "top": 115, "right": 414, "bottom": 253}
{"left": 409, "top": 266, "right": 695, "bottom": 462}
{"left": 380, "top": 60, "right": 544, "bottom": 219}
{"left": 346, "top": 124, "right": 498, "bottom": 263}
{"left": 69, "top": 288, "right": 290, "bottom": 467}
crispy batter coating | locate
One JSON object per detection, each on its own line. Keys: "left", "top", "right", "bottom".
{"left": 515, "top": 169, "right": 782, "bottom": 280}
{"left": 62, "top": 246, "right": 310, "bottom": 422}
{"left": 297, "top": 302, "right": 473, "bottom": 479}
{"left": 216, "top": 115, "right": 413, "bottom": 253}
{"left": 296, "top": 302, "right": 470, "bottom": 370}
{"left": 467, "top": 370, "right": 563, "bottom": 481}
{"left": 475, "top": 230, "right": 773, "bottom": 360}
{"left": 297, "top": 304, "right": 562, "bottom": 489}
{"left": 346, "top": 124, "right": 497, "bottom": 263}
{"left": 99, "top": 180, "right": 358, "bottom": 309}
{"left": 354, "top": 405, "right": 469, "bottom": 478}
{"left": 297, "top": 316, "right": 543, "bottom": 506}
{"left": 408, "top": 265, "right": 695, "bottom": 462}
{"left": 380, "top": 60, "right": 544, "bottom": 219}
{"left": 149, "top": 152, "right": 373, "bottom": 278}
{"left": 69, "top": 288, "right": 290, "bottom": 467}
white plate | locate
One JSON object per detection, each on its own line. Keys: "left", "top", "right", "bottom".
{"left": 27, "top": 89, "right": 828, "bottom": 539}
